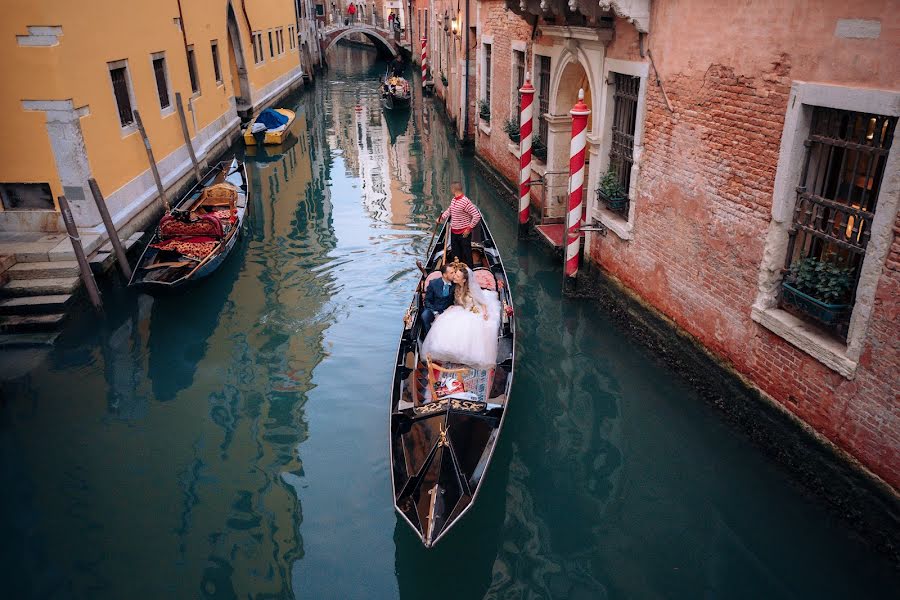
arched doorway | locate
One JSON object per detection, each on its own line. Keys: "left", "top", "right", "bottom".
{"left": 226, "top": 3, "right": 251, "bottom": 112}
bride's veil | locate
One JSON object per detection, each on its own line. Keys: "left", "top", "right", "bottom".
{"left": 465, "top": 267, "right": 501, "bottom": 322}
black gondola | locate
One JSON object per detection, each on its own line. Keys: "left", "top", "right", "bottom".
{"left": 390, "top": 218, "right": 515, "bottom": 547}
{"left": 129, "top": 158, "right": 249, "bottom": 293}
{"left": 382, "top": 72, "right": 412, "bottom": 110}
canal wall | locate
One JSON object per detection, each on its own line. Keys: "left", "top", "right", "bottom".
{"left": 474, "top": 153, "right": 900, "bottom": 562}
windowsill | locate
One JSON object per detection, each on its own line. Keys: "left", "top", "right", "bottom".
{"left": 531, "top": 159, "right": 547, "bottom": 177}
{"left": 160, "top": 106, "right": 175, "bottom": 118}
{"left": 750, "top": 305, "right": 858, "bottom": 379}
{"left": 120, "top": 124, "right": 138, "bottom": 138}
{"left": 216, "top": 80, "right": 224, "bottom": 88}
{"left": 190, "top": 91, "right": 201, "bottom": 99}
{"left": 593, "top": 205, "right": 633, "bottom": 240}
{"left": 507, "top": 141, "right": 520, "bottom": 158}
{"left": 479, "top": 120, "right": 491, "bottom": 135}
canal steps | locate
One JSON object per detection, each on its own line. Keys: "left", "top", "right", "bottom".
{"left": 0, "top": 231, "right": 144, "bottom": 340}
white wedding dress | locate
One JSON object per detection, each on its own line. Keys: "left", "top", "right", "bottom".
{"left": 421, "top": 268, "right": 502, "bottom": 369}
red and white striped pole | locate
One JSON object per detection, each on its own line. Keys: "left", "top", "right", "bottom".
{"left": 420, "top": 36, "right": 428, "bottom": 86}
{"left": 565, "top": 88, "right": 590, "bottom": 282}
{"left": 518, "top": 73, "right": 536, "bottom": 236}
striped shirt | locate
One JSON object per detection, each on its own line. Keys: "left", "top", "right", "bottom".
{"left": 441, "top": 195, "right": 482, "bottom": 233}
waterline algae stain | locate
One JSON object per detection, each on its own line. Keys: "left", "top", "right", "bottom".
{"left": 1, "top": 46, "right": 897, "bottom": 599}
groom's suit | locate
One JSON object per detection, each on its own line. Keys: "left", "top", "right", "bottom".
{"left": 422, "top": 277, "right": 455, "bottom": 334}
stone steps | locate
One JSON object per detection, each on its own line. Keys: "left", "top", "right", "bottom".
{"left": 0, "top": 294, "right": 74, "bottom": 315}
{"left": 0, "top": 276, "right": 80, "bottom": 297}
{"left": 0, "top": 313, "right": 66, "bottom": 333}
{"left": 6, "top": 260, "right": 80, "bottom": 280}
{"left": 0, "top": 332, "right": 60, "bottom": 348}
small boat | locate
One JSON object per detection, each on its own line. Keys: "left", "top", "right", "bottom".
{"left": 129, "top": 158, "right": 248, "bottom": 293}
{"left": 390, "top": 218, "right": 516, "bottom": 547}
{"left": 382, "top": 75, "right": 412, "bottom": 110}
{"left": 243, "top": 108, "right": 296, "bottom": 145}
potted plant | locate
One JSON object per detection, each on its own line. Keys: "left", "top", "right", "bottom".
{"left": 532, "top": 137, "right": 547, "bottom": 161}
{"left": 597, "top": 168, "right": 628, "bottom": 212}
{"left": 440, "top": 72, "right": 448, "bottom": 87}
{"left": 782, "top": 256, "right": 854, "bottom": 324}
{"left": 478, "top": 99, "right": 491, "bottom": 123}
{"left": 503, "top": 118, "right": 520, "bottom": 143}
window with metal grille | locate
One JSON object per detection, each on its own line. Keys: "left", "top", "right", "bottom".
{"left": 210, "top": 41, "right": 222, "bottom": 83}
{"left": 0, "top": 182, "right": 54, "bottom": 210}
{"left": 781, "top": 108, "right": 896, "bottom": 336}
{"left": 536, "top": 55, "right": 551, "bottom": 156}
{"left": 109, "top": 65, "right": 134, "bottom": 127}
{"left": 513, "top": 50, "right": 525, "bottom": 113}
{"left": 187, "top": 45, "right": 200, "bottom": 93}
{"left": 483, "top": 43, "right": 492, "bottom": 109}
{"left": 152, "top": 56, "right": 170, "bottom": 109}
{"left": 606, "top": 72, "right": 639, "bottom": 214}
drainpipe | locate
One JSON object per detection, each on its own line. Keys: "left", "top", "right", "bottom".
{"left": 462, "top": 0, "right": 469, "bottom": 140}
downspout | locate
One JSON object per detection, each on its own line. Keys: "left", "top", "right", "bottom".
{"left": 241, "top": 0, "right": 253, "bottom": 34}
{"left": 176, "top": 0, "right": 190, "bottom": 57}
{"left": 463, "top": 0, "right": 469, "bottom": 140}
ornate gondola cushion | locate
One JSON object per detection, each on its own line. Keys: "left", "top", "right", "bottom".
{"left": 199, "top": 182, "right": 238, "bottom": 206}
{"left": 150, "top": 238, "right": 218, "bottom": 260}
{"left": 159, "top": 214, "right": 224, "bottom": 239}
{"left": 473, "top": 269, "right": 496, "bottom": 291}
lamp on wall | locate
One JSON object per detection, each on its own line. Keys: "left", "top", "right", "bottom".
{"left": 450, "top": 14, "right": 459, "bottom": 36}
{"left": 443, "top": 11, "right": 450, "bottom": 32}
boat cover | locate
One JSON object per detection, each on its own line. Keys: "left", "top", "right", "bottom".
{"left": 256, "top": 108, "right": 289, "bottom": 130}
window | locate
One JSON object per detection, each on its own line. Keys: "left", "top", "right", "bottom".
{"left": 0, "top": 183, "right": 54, "bottom": 210}
{"left": 252, "top": 31, "right": 264, "bottom": 64}
{"left": 151, "top": 53, "right": 170, "bottom": 110}
{"left": 780, "top": 108, "right": 896, "bottom": 338}
{"left": 605, "top": 73, "right": 640, "bottom": 216}
{"left": 268, "top": 30, "right": 274, "bottom": 58}
{"left": 483, "top": 43, "right": 492, "bottom": 108}
{"left": 536, "top": 55, "right": 551, "bottom": 158}
{"left": 512, "top": 49, "right": 525, "bottom": 113}
{"left": 210, "top": 40, "right": 222, "bottom": 83}
{"left": 186, "top": 45, "right": 200, "bottom": 94}
{"left": 108, "top": 61, "right": 134, "bottom": 127}
{"left": 288, "top": 25, "right": 296, "bottom": 50}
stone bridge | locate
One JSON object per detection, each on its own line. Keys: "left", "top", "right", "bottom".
{"left": 320, "top": 22, "right": 402, "bottom": 58}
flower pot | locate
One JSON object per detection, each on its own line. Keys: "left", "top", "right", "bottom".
{"left": 507, "top": 132, "right": 520, "bottom": 144}
{"left": 598, "top": 189, "right": 628, "bottom": 212}
{"left": 781, "top": 282, "right": 849, "bottom": 324}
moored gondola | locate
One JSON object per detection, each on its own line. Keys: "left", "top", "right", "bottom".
{"left": 390, "top": 218, "right": 515, "bottom": 547}
{"left": 129, "top": 158, "right": 249, "bottom": 293}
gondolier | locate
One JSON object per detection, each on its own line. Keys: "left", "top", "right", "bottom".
{"left": 437, "top": 182, "right": 482, "bottom": 267}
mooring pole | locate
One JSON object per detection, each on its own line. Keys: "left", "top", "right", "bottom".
{"left": 564, "top": 89, "right": 591, "bottom": 294}
{"left": 133, "top": 110, "right": 170, "bottom": 211}
{"left": 175, "top": 92, "right": 203, "bottom": 180}
{"left": 87, "top": 178, "right": 132, "bottom": 281}
{"left": 57, "top": 195, "right": 102, "bottom": 311}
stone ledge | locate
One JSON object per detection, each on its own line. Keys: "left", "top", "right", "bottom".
{"left": 593, "top": 205, "right": 633, "bottom": 240}
{"left": 750, "top": 305, "right": 857, "bottom": 379}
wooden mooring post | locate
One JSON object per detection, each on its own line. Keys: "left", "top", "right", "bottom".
{"left": 133, "top": 109, "right": 169, "bottom": 210}
{"left": 175, "top": 92, "right": 204, "bottom": 180}
{"left": 57, "top": 195, "right": 103, "bottom": 311}
{"left": 88, "top": 178, "right": 132, "bottom": 281}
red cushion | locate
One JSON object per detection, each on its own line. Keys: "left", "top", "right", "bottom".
{"left": 474, "top": 269, "right": 496, "bottom": 291}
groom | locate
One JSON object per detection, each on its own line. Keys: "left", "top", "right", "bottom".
{"left": 421, "top": 264, "right": 457, "bottom": 335}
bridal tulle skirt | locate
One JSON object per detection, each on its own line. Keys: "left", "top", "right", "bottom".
{"left": 421, "top": 295, "right": 501, "bottom": 369}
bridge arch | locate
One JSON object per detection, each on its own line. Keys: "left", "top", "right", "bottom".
{"left": 323, "top": 26, "right": 397, "bottom": 58}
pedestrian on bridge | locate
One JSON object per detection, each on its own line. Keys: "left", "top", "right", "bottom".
{"left": 348, "top": 3, "right": 356, "bottom": 23}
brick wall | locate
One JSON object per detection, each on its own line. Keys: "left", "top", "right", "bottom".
{"left": 588, "top": 3, "right": 900, "bottom": 489}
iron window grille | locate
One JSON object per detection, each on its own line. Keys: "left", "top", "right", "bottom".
{"left": 253, "top": 32, "right": 264, "bottom": 63}
{"left": 483, "top": 43, "right": 492, "bottom": 111}
{"left": 210, "top": 42, "right": 222, "bottom": 83}
{"left": 0, "top": 182, "right": 54, "bottom": 210}
{"left": 268, "top": 30, "right": 275, "bottom": 57}
{"left": 536, "top": 55, "right": 551, "bottom": 159}
{"left": 187, "top": 46, "right": 200, "bottom": 94}
{"left": 109, "top": 66, "right": 134, "bottom": 127}
{"left": 513, "top": 50, "right": 525, "bottom": 114}
{"left": 781, "top": 107, "right": 896, "bottom": 338}
{"left": 152, "top": 57, "right": 170, "bottom": 109}
{"left": 602, "top": 72, "right": 639, "bottom": 216}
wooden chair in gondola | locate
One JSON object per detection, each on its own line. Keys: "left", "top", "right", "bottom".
{"left": 425, "top": 355, "right": 472, "bottom": 403}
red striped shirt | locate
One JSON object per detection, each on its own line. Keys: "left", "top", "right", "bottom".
{"left": 441, "top": 195, "right": 481, "bottom": 233}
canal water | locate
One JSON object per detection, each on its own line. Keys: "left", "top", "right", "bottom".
{"left": 1, "top": 45, "right": 897, "bottom": 599}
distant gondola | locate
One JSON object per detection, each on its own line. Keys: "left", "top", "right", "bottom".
{"left": 129, "top": 158, "right": 249, "bottom": 293}
{"left": 382, "top": 73, "right": 412, "bottom": 110}
{"left": 390, "top": 218, "right": 515, "bottom": 547}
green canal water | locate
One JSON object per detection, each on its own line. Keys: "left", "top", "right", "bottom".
{"left": 1, "top": 46, "right": 897, "bottom": 599}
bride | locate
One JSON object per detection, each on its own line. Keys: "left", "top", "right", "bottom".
{"left": 421, "top": 263, "right": 501, "bottom": 369}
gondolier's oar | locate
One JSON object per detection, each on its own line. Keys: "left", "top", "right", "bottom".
{"left": 424, "top": 217, "right": 441, "bottom": 257}
{"left": 443, "top": 215, "right": 451, "bottom": 266}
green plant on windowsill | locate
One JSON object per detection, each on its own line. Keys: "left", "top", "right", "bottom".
{"left": 531, "top": 137, "right": 547, "bottom": 161}
{"left": 478, "top": 99, "right": 491, "bottom": 123}
{"left": 782, "top": 255, "right": 855, "bottom": 324}
{"left": 503, "top": 118, "right": 519, "bottom": 143}
{"left": 597, "top": 168, "right": 628, "bottom": 211}
{"left": 440, "top": 72, "right": 448, "bottom": 87}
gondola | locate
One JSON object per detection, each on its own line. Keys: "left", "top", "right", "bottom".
{"left": 129, "top": 158, "right": 248, "bottom": 293}
{"left": 390, "top": 218, "right": 515, "bottom": 547}
{"left": 381, "top": 73, "right": 412, "bottom": 110}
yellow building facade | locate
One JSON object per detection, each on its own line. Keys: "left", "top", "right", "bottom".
{"left": 0, "top": 0, "right": 318, "bottom": 239}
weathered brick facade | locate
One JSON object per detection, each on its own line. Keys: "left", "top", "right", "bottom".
{"left": 474, "top": 0, "right": 900, "bottom": 491}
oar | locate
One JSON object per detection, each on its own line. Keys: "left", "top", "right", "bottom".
{"left": 424, "top": 217, "right": 441, "bottom": 257}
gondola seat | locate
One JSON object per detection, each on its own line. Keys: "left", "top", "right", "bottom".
{"left": 473, "top": 268, "right": 497, "bottom": 291}
{"left": 159, "top": 213, "right": 224, "bottom": 240}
